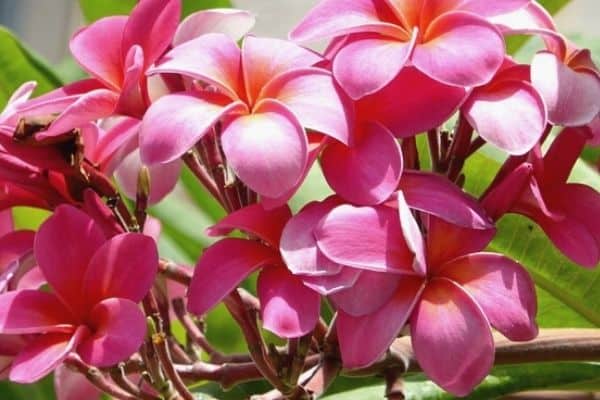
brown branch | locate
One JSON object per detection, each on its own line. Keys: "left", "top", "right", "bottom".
{"left": 158, "top": 260, "right": 192, "bottom": 285}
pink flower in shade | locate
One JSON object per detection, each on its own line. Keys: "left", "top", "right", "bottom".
{"left": 289, "top": 0, "right": 516, "bottom": 99}
{"left": 140, "top": 34, "right": 352, "bottom": 202}
{"left": 483, "top": 128, "right": 600, "bottom": 268}
{"left": 54, "top": 363, "right": 101, "bottom": 400}
{"left": 310, "top": 173, "right": 537, "bottom": 396}
{"left": 0, "top": 205, "right": 158, "bottom": 383}
{"left": 188, "top": 204, "right": 323, "bottom": 338}
{"left": 461, "top": 57, "right": 547, "bottom": 155}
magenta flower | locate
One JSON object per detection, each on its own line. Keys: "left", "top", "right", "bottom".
{"left": 140, "top": 34, "right": 352, "bottom": 201}
{"left": 188, "top": 204, "right": 322, "bottom": 338}
{"left": 484, "top": 128, "right": 600, "bottom": 267}
{"left": 290, "top": 0, "right": 515, "bottom": 99}
{"left": 462, "top": 57, "right": 547, "bottom": 155}
{"left": 312, "top": 173, "right": 537, "bottom": 395}
{"left": 0, "top": 205, "right": 158, "bottom": 383}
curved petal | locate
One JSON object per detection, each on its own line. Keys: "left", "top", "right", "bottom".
{"left": 221, "top": 100, "right": 308, "bottom": 198}
{"left": 331, "top": 270, "right": 403, "bottom": 316}
{"left": 34, "top": 205, "right": 106, "bottom": 312}
{"left": 399, "top": 170, "right": 494, "bottom": 229}
{"left": 187, "top": 238, "right": 278, "bottom": 316}
{"left": 174, "top": 9, "right": 256, "bottom": 45}
{"left": 482, "top": 163, "right": 533, "bottom": 221}
{"left": 531, "top": 51, "right": 600, "bottom": 126}
{"left": 261, "top": 68, "right": 353, "bottom": 145}
{"left": 463, "top": 80, "right": 546, "bottom": 155}
{"left": 149, "top": 33, "right": 242, "bottom": 99}
{"left": 333, "top": 33, "right": 416, "bottom": 99}
{"left": 315, "top": 204, "right": 414, "bottom": 273}
{"left": 242, "top": 36, "right": 322, "bottom": 105}
{"left": 441, "top": 253, "right": 538, "bottom": 341}
{"left": 54, "top": 363, "right": 101, "bottom": 400}
{"left": 257, "top": 267, "right": 321, "bottom": 338}
{"left": 9, "top": 326, "right": 89, "bottom": 384}
{"left": 411, "top": 278, "right": 494, "bottom": 397}
{"left": 357, "top": 66, "right": 468, "bottom": 137}
{"left": 425, "top": 0, "right": 529, "bottom": 21}
{"left": 69, "top": 16, "right": 128, "bottom": 89}
{"left": 114, "top": 45, "right": 145, "bottom": 118}
{"left": 82, "top": 233, "right": 158, "bottom": 306}
{"left": 0, "top": 209, "right": 13, "bottom": 236}
{"left": 281, "top": 197, "right": 345, "bottom": 276}
{"left": 290, "top": 0, "right": 406, "bottom": 42}
{"left": 412, "top": 11, "right": 504, "bottom": 87}
{"left": 207, "top": 203, "right": 292, "bottom": 249}
{"left": 78, "top": 298, "right": 146, "bottom": 367}
{"left": 397, "top": 191, "right": 427, "bottom": 276}
{"left": 122, "top": 0, "right": 181, "bottom": 67}
{"left": 322, "top": 122, "right": 402, "bottom": 205}
{"left": 543, "top": 127, "right": 588, "bottom": 186}
{"left": 301, "top": 268, "right": 361, "bottom": 295}
{"left": 0, "top": 290, "right": 74, "bottom": 334}
{"left": 139, "top": 92, "right": 246, "bottom": 165}
{"left": 337, "top": 275, "right": 423, "bottom": 368}
{"left": 0, "top": 230, "right": 34, "bottom": 270}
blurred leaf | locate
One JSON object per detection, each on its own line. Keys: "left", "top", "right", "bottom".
{"left": 0, "top": 27, "right": 62, "bottom": 107}
{"left": 54, "top": 56, "right": 87, "bottom": 84}
{"left": 79, "top": 0, "right": 232, "bottom": 23}
{"left": 180, "top": 167, "right": 226, "bottom": 222}
{"left": 0, "top": 375, "right": 55, "bottom": 400}
{"left": 12, "top": 207, "right": 50, "bottom": 230}
{"left": 506, "top": 0, "right": 572, "bottom": 54}
{"left": 323, "top": 363, "right": 600, "bottom": 400}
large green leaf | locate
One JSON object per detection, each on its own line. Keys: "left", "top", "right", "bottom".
{"left": 0, "top": 27, "right": 62, "bottom": 107}
{"left": 79, "top": 0, "right": 232, "bottom": 23}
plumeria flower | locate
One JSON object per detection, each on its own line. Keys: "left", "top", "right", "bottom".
{"left": 0, "top": 205, "right": 158, "bottom": 383}
{"left": 483, "top": 128, "right": 600, "bottom": 267}
{"left": 312, "top": 174, "right": 537, "bottom": 395}
{"left": 290, "top": 0, "right": 519, "bottom": 99}
{"left": 462, "top": 57, "right": 547, "bottom": 155}
{"left": 188, "top": 204, "right": 324, "bottom": 338}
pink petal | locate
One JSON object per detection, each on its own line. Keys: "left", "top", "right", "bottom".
{"left": 34, "top": 206, "right": 106, "bottom": 312}
{"left": 115, "top": 150, "right": 182, "bottom": 205}
{"left": 463, "top": 80, "right": 546, "bottom": 155}
{"left": 0, "top": 290, "right": 74, "bottom": 334}
{"left": 261, "top": 67, "right": 352, "bottom": 145}
{"left": 412, "top": 11, "right": 504, "bottom": 87}
{"left": 188, "top": 239, "right": 278, "bottom": 316}
{"left": 531, "top": 51, "right": 600, "bottom": 126}
{"left": 90, "top": 117, "right": 140, "bottom": 172}
{"left": 425, "top": 0, "right": 529, "bottom": 20}
{"left": 333, "top": 33, "right": 416, "bottom": 99}
{"left": 411, "top": 278, "right": 494, "bottom": 396}
{"left": 441, "top": 253, "right": 538, "bottom": 341}
{"left": 397, "top": 191, "right": 427, "bottom": 276}
{"left": 242, "top": 36, "right": 322, "bottom": 105}
{"left": 301, "top": 268, "right": 361, "bottom": 295}
{"left": 315, "top": 204, "right": 414, "bottom": 274}
{"left": 69, "top": 17, "right": 128, "bottom": 90}
{"left": 357, "top": 66, "right": 468, "bottom": 137}
{"left": 281, "top": 197, "right": 345, "bottom": 276}
{"left": 322, "top": 121, "right": 402, "bottom": 205}
{"left": 114, "top": 46, "right": 145, "bottom": 118}
{"left": 174, "top": 9, "right": 255, "bottom": 46}
{"left": 542, "top": 127, "right": 588, "bottom": 186}
{"left": 0, "top": 230, "right": 34, "bottom": 271}
{"left": 290, "top": 0, "right": 405, "bottom": 42}
{"left": 0, "top": 210, "right": 12, "bottom": 236}
{"left": 10, "top": 326, "right": 89, "bottom": 384}
{"left": 481, "top": 163, "right": 533, "bottom": 221}
{"left": 207, "top": 203, "right": 292, "bottom": 249}
{"left": 140, "top": 92, "right": 247, "bottom": 165}
{"left": 257, "top": 267, "right": 321, "bottom": 338}
{"left": 331, "top": 270, "right": 403, "bottom": 316}
{"left": 337, "top": 275, "right": 424, "bottom": 368}
{"left": 78, "top": 298, "right": 146, "bottom": 367}
{"left": 82, "top": 233, "right": 158, "bottom": 306}
{"left": 0, "top": 81, "right": 36, "bottom": 126}
{"left": 55, "top": 363, "right": 101, "bottom": 400}
{"left": 122, "top": 0, "right": 181, "bottom": 68}
{"left": 221, "top": 100, "right": 308, "bottom": 198}
{"left": 149, "top": 33, "right": 242, "bottom": 99}
{"left": 399, "top": 171, "right": 494, "bottom": 229}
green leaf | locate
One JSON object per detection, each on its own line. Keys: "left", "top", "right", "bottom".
{"left": 79, "top": 0, "right": 232, "bottom": 23}
{"left": 0, "top": 27, "right": 62, "bottom": 107}
{"left": 0, "top": 375, "right": 55, "bottom": 400}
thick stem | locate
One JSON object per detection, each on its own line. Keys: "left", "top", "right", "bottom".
{"left": 182, "top": 150, "right": 224, "bottom": 206}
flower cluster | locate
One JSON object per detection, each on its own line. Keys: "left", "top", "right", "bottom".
{"left": 0, "top": 0, "right": 599, "bottom": 398}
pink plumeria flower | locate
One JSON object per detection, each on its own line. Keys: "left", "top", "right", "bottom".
{"left": 462, "top": 57, "right": 547, "bottom": 155}
{"left": 140, "top": 34, "right": 352, "bottom": 202}
{"left": 484, "top": 128, "right": 600, "bottom": 267}
{"left": 290, "top": 0, "right": 518, "bottom": 99}
{"left": 314, "top": 173, "right": 537, "bottom": 395}
{"left": 0, "top": 81, "right": 37, "bottom": 132}
{"left": 0, "top": 205, "right": 158, "bottom": 383}
{"left": 188, "top": 204, "right": 323, "bottom": 338}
